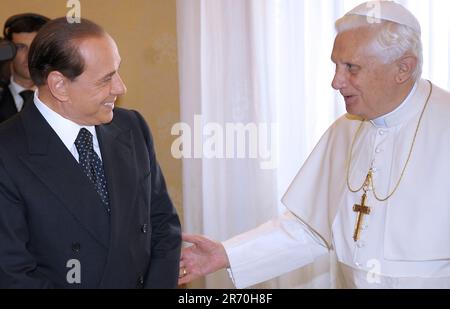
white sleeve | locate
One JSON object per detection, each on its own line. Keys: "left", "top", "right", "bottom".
{"left": 222, "top": 211, "right": 329, "bottom": 289}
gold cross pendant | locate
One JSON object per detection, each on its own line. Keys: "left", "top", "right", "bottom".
{"left": 352, "top": 192, "right": 371, "bottom": 242}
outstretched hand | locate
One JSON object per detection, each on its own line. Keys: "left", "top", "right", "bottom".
{"left": 178, "top": 233, "right": 230, "bottom": 285}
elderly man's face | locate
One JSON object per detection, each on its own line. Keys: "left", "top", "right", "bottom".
{"left": 331, "top": 27, "right": 399, "bottom": 120}
{"left": 64, "top": 35, "right": 127, "bottom": 126}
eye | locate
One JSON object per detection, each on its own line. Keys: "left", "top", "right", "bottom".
{"left": 346, "top": 63, "right": 359, "bottom": 73}
{"left": 100, "top": 76, "right": 114, "bottom": 85}
{"left": 15, "top": 43, "right": 27, "bottom": 51}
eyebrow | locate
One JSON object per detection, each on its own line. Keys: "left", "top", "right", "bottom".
{"left": 97, "top": 61, "right": 122, "bottom": 84}
{"left": 99, "top": 71, "right": 116, "bottom": 82}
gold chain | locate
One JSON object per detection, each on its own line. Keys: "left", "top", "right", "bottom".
{"left": 346, "top": 80, "right": 433, "bottom": 202}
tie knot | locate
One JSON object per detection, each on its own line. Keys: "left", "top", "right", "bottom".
{"left": 75, "top": 128, "right": 94, "bottom": 154}
{"left": 19, "top": 90, "right": 34, "bottom": 107}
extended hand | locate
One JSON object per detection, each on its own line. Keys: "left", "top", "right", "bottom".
{"left": 178, "top": 233, "right": 230, "bottom": 285}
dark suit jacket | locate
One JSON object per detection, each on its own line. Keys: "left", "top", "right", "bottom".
{"left": 0, "top": 103, "right": 181, "bottom": 288}
{"left": 0, "top": 84, "right": 18, "bottom": 123}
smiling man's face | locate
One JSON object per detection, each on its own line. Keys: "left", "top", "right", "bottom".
{"left": 64, "top": 34, "right": 127, "bottom": 125}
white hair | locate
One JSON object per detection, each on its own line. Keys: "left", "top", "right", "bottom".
{"left": 335, "top": 15, "right": 423, "bottom": 81}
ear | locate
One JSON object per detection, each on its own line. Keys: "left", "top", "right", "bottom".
{"left": 395, "top": 55, "right": 418, "bottom": 84}
{"left": 47, "top": 71, "right": 70, "bottom": 102}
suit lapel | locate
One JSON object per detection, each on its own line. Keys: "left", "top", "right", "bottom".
{"left": 19, "top": 104, "right": 110, "bottom": 248}
{"left": 96, "top": 122, "right": 138, "bottom": 246}
{"left": 96, "top": 120, "right": 139, "bottom": 287}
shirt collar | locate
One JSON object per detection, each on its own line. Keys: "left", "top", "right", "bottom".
{"left": 8, "top": 76, "right": 27, "bottom": 98}
{"left": 9, "top": 75, "right": 36, "bottom": 95}
{"left": 370, "top": 81, "right": 419, "bottom": 128}
{"left": 34, "top": 90, "right": 98, "bottom": 150}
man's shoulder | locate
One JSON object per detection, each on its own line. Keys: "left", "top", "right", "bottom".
{"left": 430, "top": 82, "right": 450, "bottom": 104}
{"left": 0, "top": 110, "right": 22, "bottom": 134}
{"left": 329, "top": 113, "right": 362, "bottom": 133}
{"left": 0, "top": 83, "right": 12, "bottom": 103}
{"left": 426, "top": 82, "right": 450, "bottom": 119}
{"left": 312, "top": 113, "right": 364, "bottom": 151}
{"left": 0, "top": 84, "right": 15, "bottom": 123}
{"left": 0, "top": 114, "right": 25, "bottom": 153}
{"left": 110, "top": 107, "right": 145, "bottom": 128}
{"left": 109, "top": 107, "right": 151, "bottom": 136}
{"left": 107, "top": 107, "right": 155, "bottom": 149}
{"left": 111, "top": 107, "right": 141, "bottom": 121}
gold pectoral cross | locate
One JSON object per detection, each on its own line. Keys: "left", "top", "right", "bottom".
{"left": 352, "top": 192, "right": 371, "bottom": 242}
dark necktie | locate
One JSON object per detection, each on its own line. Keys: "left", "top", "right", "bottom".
{"left": 74, "top": 128, "right": 110, "bottom": 207}
{"left": 19, "top": 90, "right": 34, "bottom": 110}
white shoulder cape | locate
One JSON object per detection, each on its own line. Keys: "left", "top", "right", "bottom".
{"left": 282, "top": 79, "right": 450, "bottom": 261}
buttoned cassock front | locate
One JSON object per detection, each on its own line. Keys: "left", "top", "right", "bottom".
{"left": 0, "top": 103, "right": 181, "bottom": 288}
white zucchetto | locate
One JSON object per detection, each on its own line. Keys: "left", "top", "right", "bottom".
{"left": 345, "top": 1, "right": 421, "bottom": 34}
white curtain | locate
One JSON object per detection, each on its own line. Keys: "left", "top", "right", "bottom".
{"left": 176, "top": 0, "right": 450, "bottom": 289}
{"left": 177, "top": 0, "right": 280, "bottom": 289}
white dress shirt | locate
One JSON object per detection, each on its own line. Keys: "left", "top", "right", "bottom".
{"left": 8, "top": 76, "right": 33, "bottom": 112}
{"left": 34, "top": 91, "right": 103, "bottom": 162}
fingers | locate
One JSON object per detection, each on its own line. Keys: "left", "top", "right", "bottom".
{"left": 179, "top": 267, "right": 188, "bottom": 278}
{"left": 182, "top": 233, "right": 217, "bottom": 249}
{"left": 179, "top": 233, "right": 218, "bottom": 286}
{"left": 180, "top": 246, "right": 194, "bottom": 260}
{"left": 182, "top": 233, "right": 204, "bottom": 244}
{"left": 178, "top": 264, "right": 196, "bottom": 285}
{"left": 178, "top": 273, "right": 196, "bottom": 285}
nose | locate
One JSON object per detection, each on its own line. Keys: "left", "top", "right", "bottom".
{"left": 111, "top": 73, "right": 127, "bottom": 96}
{"left": 331, "top": 68, "right": 347, "bottom": 90}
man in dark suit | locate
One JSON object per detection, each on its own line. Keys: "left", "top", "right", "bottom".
{"left": 0, "top": 13, "right": 49, "bottom": 123}
{"left": 0, "top": 17, "right": 181, "bottom": 288}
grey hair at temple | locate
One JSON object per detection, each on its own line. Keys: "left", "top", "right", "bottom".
{"left": 335, "top": 15, "right": 423, "bottom": 81}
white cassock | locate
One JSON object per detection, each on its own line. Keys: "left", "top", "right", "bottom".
{"left": 224, "top": 79, "right": 450, "bottom": 288}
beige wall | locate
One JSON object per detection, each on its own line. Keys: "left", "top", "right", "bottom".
{"left": 0, "top": 0, "right": 183, "bottom": 220}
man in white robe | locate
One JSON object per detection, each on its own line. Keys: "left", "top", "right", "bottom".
{"left": 179, "top": 1, "right": 450, "bottom": 288}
